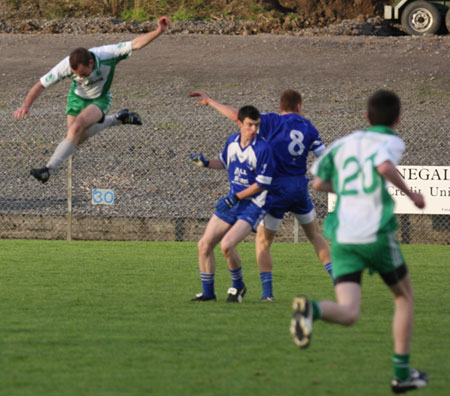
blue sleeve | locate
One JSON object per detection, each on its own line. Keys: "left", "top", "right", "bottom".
{"left": 259, "top": 113, "right": 279, "bottom": 140}
{"left": 308, "top": 123, "right": 325, "bottom": 155}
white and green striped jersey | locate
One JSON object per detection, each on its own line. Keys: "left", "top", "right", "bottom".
{"left": 40, "top": 41, "right": 132, "bottom": 99}
{"left": 311, "top": 126, "right": 405, "bottom": 244}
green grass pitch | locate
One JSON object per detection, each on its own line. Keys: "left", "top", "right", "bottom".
{"left": 0, "top": 240, "right": 449, "bottom": 396}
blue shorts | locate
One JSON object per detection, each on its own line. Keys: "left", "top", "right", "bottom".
{"left": 268, "top": 176, "right": 314, "bottom": 219}
{"left": 215, "top": 199, "right": 266, "bottom": 232}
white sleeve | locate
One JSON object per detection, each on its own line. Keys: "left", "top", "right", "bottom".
{"left": 313, "top": 143, "right": 326, "bottom": 157}
{"left": 374, "top": 136, "right": 405, "bottom": 167}
{"left": 91, "top": 42, "right": 133, "bottom": 60}
{"left": 40, "top": 56, "right": 72, "bottom": 88}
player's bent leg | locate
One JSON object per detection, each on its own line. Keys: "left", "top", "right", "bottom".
{"left": 198, "top": 215, "right": 231, "bottom": 273}
{"left": 300, "top": 217, "right": 330, "bottom": 264}
{"left": 67, "top": 104, "right": 104, "bottom": 146}
{"left": 193, "top": 215, "right": 231, "bottom": 302}
{"left": 221, "top": 220, "right": 252, "bottom": 303}
{"left": 257, "top": 214, "right": 281, "bottom": 300}
{"left": 256, "top": 222, "right": 278, "bottom": 273}
{"left": 299, "top": 215, "right": 333, "bottom": 280}
{"left": 383, "top": 265, "right": 413, "bottom": 355}
{"left": 34, "top": 105, "right": 104, "bottom": 183}
{"left": 382, "top": 264, "right": 425, "bottom": 391}
{"left": 320, "top": 277, "right": 362, "bottom": 326}
{"left": 221, "top": 219, "right": 252, "bottom": 268}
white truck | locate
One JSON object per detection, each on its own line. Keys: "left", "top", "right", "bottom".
{"left": 384, "top": 0, "right": 450, "bottom": 35}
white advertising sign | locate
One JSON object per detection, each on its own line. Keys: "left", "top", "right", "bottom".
{"left": 327, "top": 166, "right": 450, "bottom": 215}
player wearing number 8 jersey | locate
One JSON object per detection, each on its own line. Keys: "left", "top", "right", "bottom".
{"left": 189, "top": 89, "right": 333, "bottom": 301}
{"left": 290, "top": 90, "right": 427, "bottom": 394}
{"left": 257, "top": 91, "right": 333, "bottom": 294}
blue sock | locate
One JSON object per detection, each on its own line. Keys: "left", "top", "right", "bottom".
{"left": 260, "top": 272, "right": 273, "bottom": 298}
{"left": 200, "top": 272, "right": 215, "bottom": 297}
{"left": 324, "top": 262, "right": 334, "bottom": 281}
{"left": 230, "top": 267, "right": 244, "bottom": 289}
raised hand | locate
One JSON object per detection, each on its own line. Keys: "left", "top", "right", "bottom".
{"left": 157, "top": 16, "right": 170, "bottom": 33}
{"left": 189, "top": 91, "right": 210, "bottom": 106}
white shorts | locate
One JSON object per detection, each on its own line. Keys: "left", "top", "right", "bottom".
{"left": 259, "top": 208, "right": 316, "bottom": 231}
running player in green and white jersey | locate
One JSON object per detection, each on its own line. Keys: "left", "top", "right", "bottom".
{"left": 14, "top": 16, "right": 169, "bottom": 184}
{"left": 289, "top": 90, "right": 428, "bottom": 394}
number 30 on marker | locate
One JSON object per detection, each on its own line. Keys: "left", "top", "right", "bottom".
{"left": 92, "top": 189, "right": 115, "bottom": 205}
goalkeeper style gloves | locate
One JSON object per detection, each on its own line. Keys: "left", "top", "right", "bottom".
{"left": 190, "top": 153, "right": 209, "bottom": 167}
{"left": 216, "top": 193, "right": 240, "bottom": 213}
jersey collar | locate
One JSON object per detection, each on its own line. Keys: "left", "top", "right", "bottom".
{"left": 365, "top": 125, "right": 396, "bottom": 135}
{"left": 234, "top": 133, "right": 258, "bottom": 148}
{"left": 90, "top": 51, "right": 100, "bottom": 70}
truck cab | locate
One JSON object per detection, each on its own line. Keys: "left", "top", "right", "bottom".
{"left": 384, "top": 0, "right": 450, "bottom": 35}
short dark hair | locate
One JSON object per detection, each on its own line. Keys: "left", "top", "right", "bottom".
{"left": 367, "top": 90, "right": 401, "bottom": 126}
{"left": 238, "top": 105, "right": 260, "bottom": 122}
{"left": 280, "top": 89, "right": 302, "bottom": 112}
{"left": 69, "top": 47, "right": 92, "bottom": 70}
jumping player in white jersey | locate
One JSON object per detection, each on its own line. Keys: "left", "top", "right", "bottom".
{"left": 290, "top": 90, "right": 427, "bottom": 394}
{"left": 13, "top": 16, "right": 169, "bottom": 184}
{"left": 189, "top": 90, "right": 333, "bottom": 302}
{"left": 190, "top": 106, "right": 275, "bottom": 303}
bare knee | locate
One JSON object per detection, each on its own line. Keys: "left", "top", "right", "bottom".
{"left": 198, "top": 238, "right": 213, "bottom": 256}
{"left": 256, "top": 235, "right": 271, "bottom": 254}
{"left": 341, "top": 306, "right": 360, "bottom": 326}
{"left": 220, "top": 240, "right": 232, "bottom": 257}
{"left": 67, "top": 121, "right": 87, "bottom": 144}
{"left": 394, "top": 290, "right": 414, "bottom": 307}
{"left": 256, "top": 225, "right": 275, "bottom": 252}
{"left": 391, "top": 275, "right": 414, "bottom": 304}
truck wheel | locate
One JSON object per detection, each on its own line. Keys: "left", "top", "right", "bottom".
{"left": 446, "top": 8, "right": 450, "bottom": 33}
{"left": 401, "top": 1, "right": 442, "bottom": 35}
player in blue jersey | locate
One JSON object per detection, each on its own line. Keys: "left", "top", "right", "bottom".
{"left": 190, "top": 106, "right": 275, "bottom": 302}
{"left": 189, "top": 90, "right": 333, "bottom": 301}
{"left": 14, "top": 16, "right": 169, "bottom": 184}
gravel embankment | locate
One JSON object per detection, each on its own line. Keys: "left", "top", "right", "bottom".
{"left": 0, "top": 16, "right": 402, "bottom": 36}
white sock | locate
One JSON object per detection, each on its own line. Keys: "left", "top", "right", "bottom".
{"left": 88, "top": 115, "right": 120, "bottom": 138}
{"left": 46, "top": 139, "right": 75, "bottom": 173}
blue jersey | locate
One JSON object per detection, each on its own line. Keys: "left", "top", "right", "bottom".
{"left": 219, "top": 133, "right": 275, "bottom": 208}
{"left": 259, "top": 113, "right": 325, "bottom": 178}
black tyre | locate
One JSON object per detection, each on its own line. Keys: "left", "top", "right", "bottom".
{"left": 401, "top": 1, "right": 442, "bottom": 35}
{"left": 446, "top": 8, "right": 450, "bottom": 33}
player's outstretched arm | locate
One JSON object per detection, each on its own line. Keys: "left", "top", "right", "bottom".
{"left": 377, "top": 160, "right": 425, "bottom": 209}
{"left": 189, "top": 154, "right": 224, "bottom": 170}
{"left": 13, "top": 81, "right": 45, "bottom": 120}
{"left": 131, "top": 16, "right": 169, "bottom": 51}
{"left": 189, "top": 91, "right": 239, "bottom": 122}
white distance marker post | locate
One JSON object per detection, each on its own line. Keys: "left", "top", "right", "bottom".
{"left": 67, "top": 155, "right": 72, "bottom": 241}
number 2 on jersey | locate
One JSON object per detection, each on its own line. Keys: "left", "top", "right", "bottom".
{"left": 341, "top": 154, "right": 379, "bottom": 195}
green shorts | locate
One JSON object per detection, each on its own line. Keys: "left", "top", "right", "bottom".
{"left": 331, "top": 231, "right": 405, "bottom": 280}
{"left": 66, "top": 91, "right": 112, "bottom": 117}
